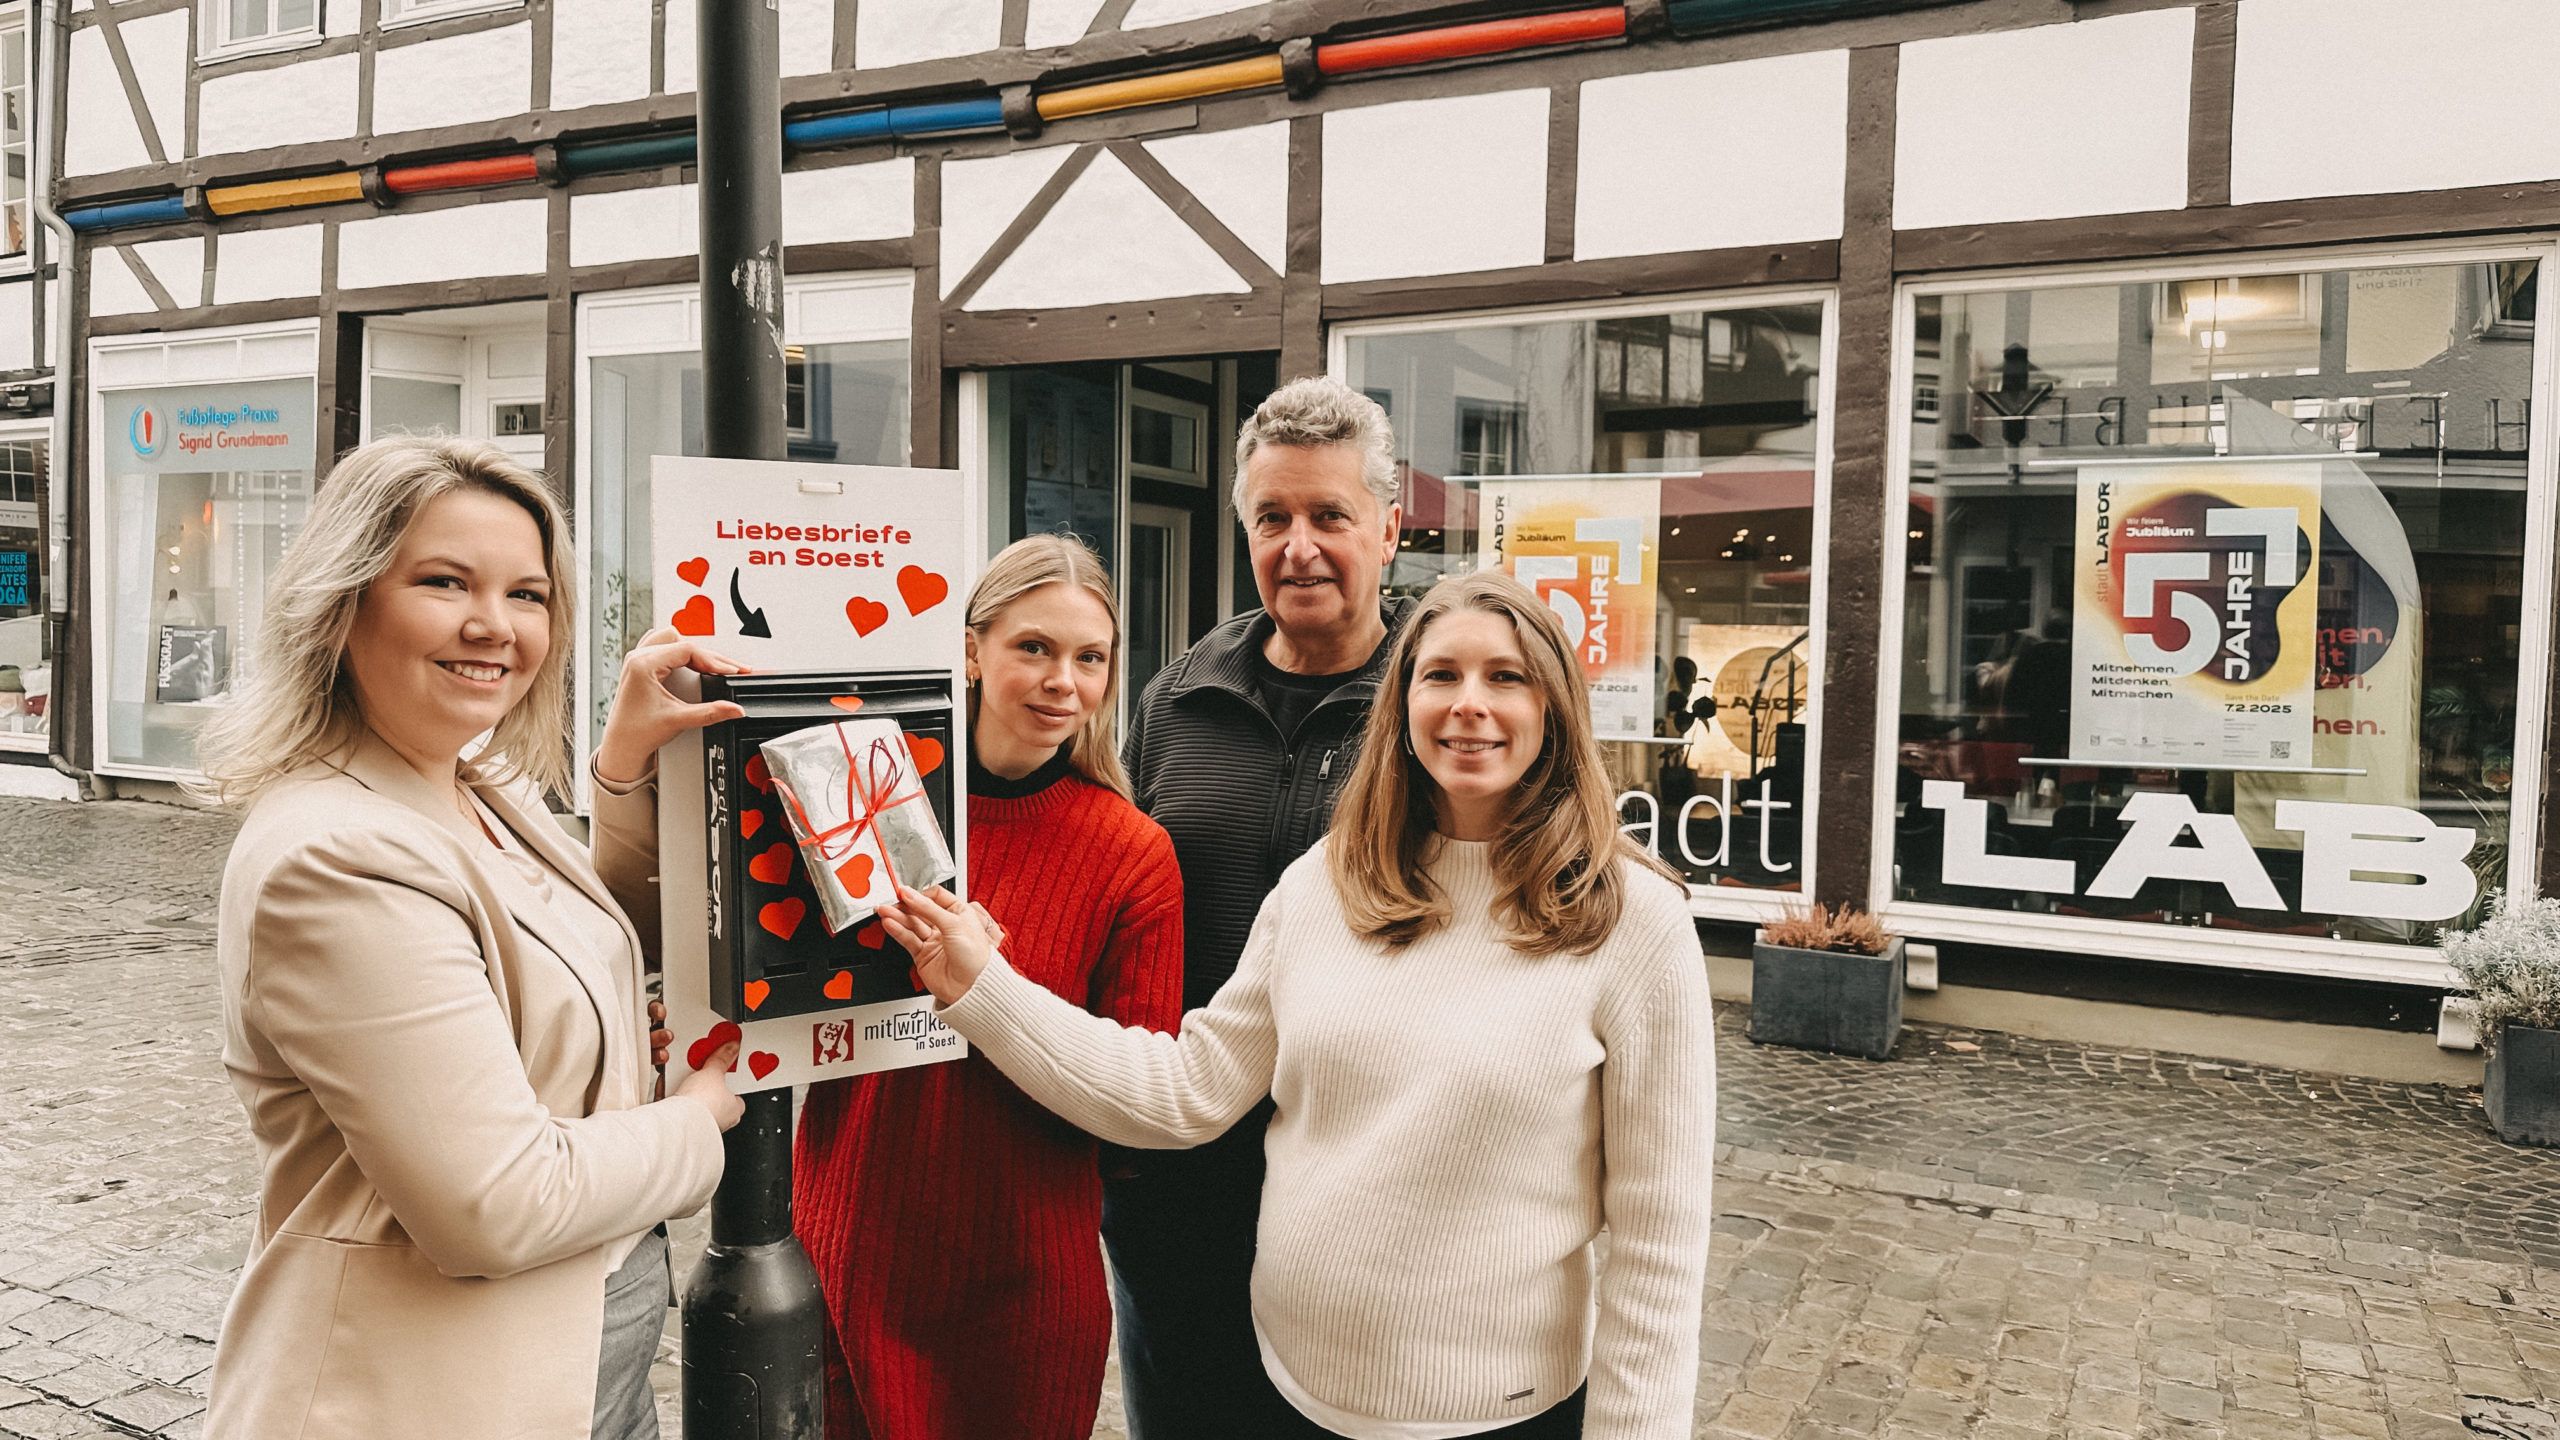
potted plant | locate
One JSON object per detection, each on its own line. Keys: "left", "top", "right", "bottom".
{"left": 2443, "top": 893, "right": 2560, "bottom": 1146}
{"left": 1748, "top": 903, "right": 1905, "bottom": 1061}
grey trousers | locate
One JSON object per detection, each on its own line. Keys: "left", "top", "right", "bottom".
{"left": 593, "top": 1227, "right": 672, "bottom": 1440}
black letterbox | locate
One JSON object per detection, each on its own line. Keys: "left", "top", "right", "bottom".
{"left": 699, "top": 670, "right": 956, "bottom": 1023}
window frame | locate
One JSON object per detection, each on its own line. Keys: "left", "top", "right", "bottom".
{"left": 1329, "top": 284, "right": 1842, "bottom": 926}
{"left": 0, "top": 416, "right": 47, "bottom": 753}
{"left": 85, "top": 318, "right": 323, "bottom": 782}
{"left": 1866, "top": 238, "right": 2560, "bottom": 987}
{"left": 199, "top": 0, "right": 324, "bottom": 62}
{"left": 378, "top": 0, "right": 523, "bottom": 31}
{"left": 572, "top": 271, "right": 914, "bottom": 814}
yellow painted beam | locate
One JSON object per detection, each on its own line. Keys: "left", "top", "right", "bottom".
{"left": 1035, "top": 54, "right": 1284, "bottom": 122}
{"left": 205, "top": 172, "right": 367, "bottom": 217}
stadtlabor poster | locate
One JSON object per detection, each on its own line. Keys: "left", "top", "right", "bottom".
{"left": 2069, "top": 461, "right": 2321, "bottom": 769}
{"left": 1476, "top": 477, "right": 1661, "bottom": 737}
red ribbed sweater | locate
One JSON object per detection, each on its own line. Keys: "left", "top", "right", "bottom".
{"left": 793, "top": 767, "right": 1184, "bottom": 1440}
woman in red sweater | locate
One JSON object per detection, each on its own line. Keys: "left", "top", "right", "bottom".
{"left": 794, "top": 534, "right": 1184, "bottom": 1440}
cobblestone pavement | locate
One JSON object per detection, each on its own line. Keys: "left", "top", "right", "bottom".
{"left": 6, "top": 798, "right": 2560, "bottom": 1440}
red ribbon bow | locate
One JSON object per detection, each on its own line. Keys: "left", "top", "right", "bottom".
{"left": 774, "top": 727, "right": 930, "bottom": 927}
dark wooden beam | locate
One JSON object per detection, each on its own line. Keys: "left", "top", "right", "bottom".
{"left": 1320, "top": 242, "right": 1839, "bottom": 322}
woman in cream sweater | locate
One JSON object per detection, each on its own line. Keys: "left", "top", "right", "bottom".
{"left": 196, "top": 436, "right": 748, "bottom": 1440}
{"left": 883, "top": 568, "right": 1717, "bottom": 1440}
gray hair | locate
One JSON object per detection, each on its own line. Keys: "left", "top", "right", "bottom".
{"left": 1232, "top": 375, "right": 1401, "bottom": 512}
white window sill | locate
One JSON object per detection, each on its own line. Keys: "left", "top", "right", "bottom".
{"left": 0, "top": 732, "right": 48, "bottom": 754}
{"left": 198, "top": 29, "right": 324, "bottom": 64}
{"left": 379, "top": 0, "right": 521, "bottom": 31}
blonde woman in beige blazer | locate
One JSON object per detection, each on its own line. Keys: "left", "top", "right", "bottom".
{"left": 195, "top": 436, "right": 752, "bottom": 1440}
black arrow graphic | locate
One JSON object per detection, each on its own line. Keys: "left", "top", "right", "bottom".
{"left": 729, "top": 568, "right": 772, "bottom": 638}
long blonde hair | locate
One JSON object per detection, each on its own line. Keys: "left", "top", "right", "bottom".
{"left": 192, "top": 436, "right": 579, "bottom": 805}
{"left": 1329, "top": 569, "right": 1679, "bottom": 955}
{"left": 965, "top": 534, "right": 1132, "bottom": 801}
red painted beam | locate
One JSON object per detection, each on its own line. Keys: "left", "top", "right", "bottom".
{"left": 1315, "top": 6, "right": 1628, "bottom": 77}
{"left": 380, "top": 153, "right": 542, "bottom": 196}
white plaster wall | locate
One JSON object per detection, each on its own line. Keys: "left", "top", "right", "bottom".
{"left": 1893, "top": 8, "right": 2192, "bottom": 230}
{"left": 571, "top": 185, "right": 698, "bottom": 267}
{"left": 324, "top": 0, "right": 359, "bottom": 36}
{"left": 128, "top": 237, "right": 206, "bottom": 306}
{"left": 66, "top": 27, "right": 145, "bottom": 176}
{"left": 969, "top": 151, "right": 1247, "bottom": 310}
{"left": 1025, "top": 0, "right": 1109, "bottom": 48}
{"left": 553, "top": 0, "right": 652, "bottom": 109}
{"left": 89, "top": 251, "right": 159, "bottom": 319}
{"left": 119, "top": 11, "right": 189, "bottom": 163}
{"left": 214, "top": 226, "right": 326, "bottom": 304}
{"left": 1120, "top": 0, "right": 1253, "bottom": 29}
{"left": 339, "top": 198, "right": 548, "bottom": 289}
{"left": 2232, "top": 0, "right": 2560, "bottom": 203}
{"left": 373, "top": 25, "right": 533, "bottom": 136}
{"left": 783, "top": 159, "right": 917, "bottom": 245}
{"left": 781, "top": 0, "right": 832, "bottom": 77}
{"left": 198, "top": 51, "right": 361, "bottom": 156}
{"left": 1322, "top": 90, "right": 1549, "bottom": 285}
{"left": 1577, "top": 50, "right": 1848, "bottom": 261}
{"left": 665, "top": 0, "right": 697, "bottom": 93}
{"left": 856, "top": 0, "right": 999, "bottom": 69}
{"left": 941, "top": 146, "right": 1076, "bottom": 294}
{"left": 1145, "top": 121, "right": 1286, "bottom": 272}
{"left": 66, "top": 11, "right": 186, "bottom": 176}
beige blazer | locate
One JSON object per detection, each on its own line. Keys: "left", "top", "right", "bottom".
{"left": 206, "top": 733, "right": 723, "bottom": 1440}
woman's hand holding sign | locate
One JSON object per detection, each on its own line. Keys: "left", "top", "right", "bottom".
{"left": 878, "top": 885, "right": 1000, "bottom": 1006}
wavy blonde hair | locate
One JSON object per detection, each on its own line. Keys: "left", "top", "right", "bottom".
{"left": 192, "top": 436, "right": 579, "bottom": 806}
{"left": 966, "top": 534, "right": 1132, "bottom": 801}
{"left": 1329, "top": 569, "right": 1679, "bottom": 955}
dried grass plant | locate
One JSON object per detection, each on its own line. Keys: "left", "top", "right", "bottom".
{"left": 1760, "top": 903, "right": 1893, "bottom": 957}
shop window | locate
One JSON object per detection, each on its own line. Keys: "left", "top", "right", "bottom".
{"left": 1888, "top": 257, "right": 2544, "bottom": 953}
{"left": 1343, "top": 296, "right": 1830, "bottom": 898}
{"left": 96, "top": 381, "right": 316, "bottom": 772}
{"left": 587, "top": 334, "right": 906, "bottom": 744}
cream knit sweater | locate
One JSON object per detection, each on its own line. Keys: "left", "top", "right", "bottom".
{"left": 938, "top": 837, "right": 1717, "bottom": 1439}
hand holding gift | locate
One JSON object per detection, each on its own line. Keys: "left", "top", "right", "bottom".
{"left": 762, "top": 718, "right": 958, "bottom": 933}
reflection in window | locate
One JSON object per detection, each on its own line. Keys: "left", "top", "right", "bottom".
{"left": 587, "top": 339, "right": 907, "bottom": 744}
{"left": 1345, "top": 299, "right": 1826, "bottom": 893}
{"left": 1894, "top": 259, "right": 2535, "bottom": 947}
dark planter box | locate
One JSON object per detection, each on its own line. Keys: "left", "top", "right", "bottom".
{"left": 1748, "top": 936, "right": 1905, "bottom": 1061}
{"left": 2485, "top": 1023, "right": 2560, "bottom": 1146}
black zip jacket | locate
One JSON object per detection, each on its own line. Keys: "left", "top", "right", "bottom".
{"left": 1123, "top": 597, "right": 1417, "bottom": 1014}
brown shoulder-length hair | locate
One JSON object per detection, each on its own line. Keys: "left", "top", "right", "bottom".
{"left": 1329, "top": 569, "right": 1680, "bottom": 955}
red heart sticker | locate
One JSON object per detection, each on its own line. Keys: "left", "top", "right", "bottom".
{"left": 834, "top": 852, "right": 876, "bottom": 900}
{"left": 676, "top": 556, "right": 709, "bottom": 587}
{"left": 742, "top": 980, "right": 770, "bottom": 1012}
{"left": 897, "top": 565, "right": 949, "bottom": 616}
{"left": 672, "top": 594, "right": 715, "bottom": 637}
{"left": 846, "top": 596, "right": 889, "bottom": 637}
{"left": 740, "top": 810, "right": 765, "bottom": 840}
{"left": 748, "top": 843, "right": 793, "bottom": 886}
{"left": 823, "top": 971, "right": 853, "bottom": 1001}
{"left": 830, "top": 695, "right": 865, "bottom": 712}
{"left": 745, "top": 754, "right": 773, "bottom": 793}
{"left": 855, "top": 921, "right": 886, "bottom": 951}
{"left": 759, "top": 898, "right": 806, "bottom": 941}
{"left": 905, "top": 734, "right": 945, "bottom": 778}
{"left": 748, "top": 1051, "right": 781, "bottom": 1081}
{"left": 686, "top": 1020, "right": 742, "bottom": 1071}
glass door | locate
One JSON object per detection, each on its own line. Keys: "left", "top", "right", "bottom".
{"left": 1126, "top": 501, "right": 1191, "bottom": 701}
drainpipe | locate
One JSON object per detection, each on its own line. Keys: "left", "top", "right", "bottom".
{"left": 29, "top": 0, "right": 103, "bottom": 799}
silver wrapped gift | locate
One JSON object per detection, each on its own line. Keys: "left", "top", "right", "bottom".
{"left": 760, "top": 717, "right": 957, "bottom": 934}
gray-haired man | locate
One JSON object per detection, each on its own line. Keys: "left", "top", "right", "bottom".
{"left": 1113, "top": 376, "right": 1415, "bottom": 1437}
